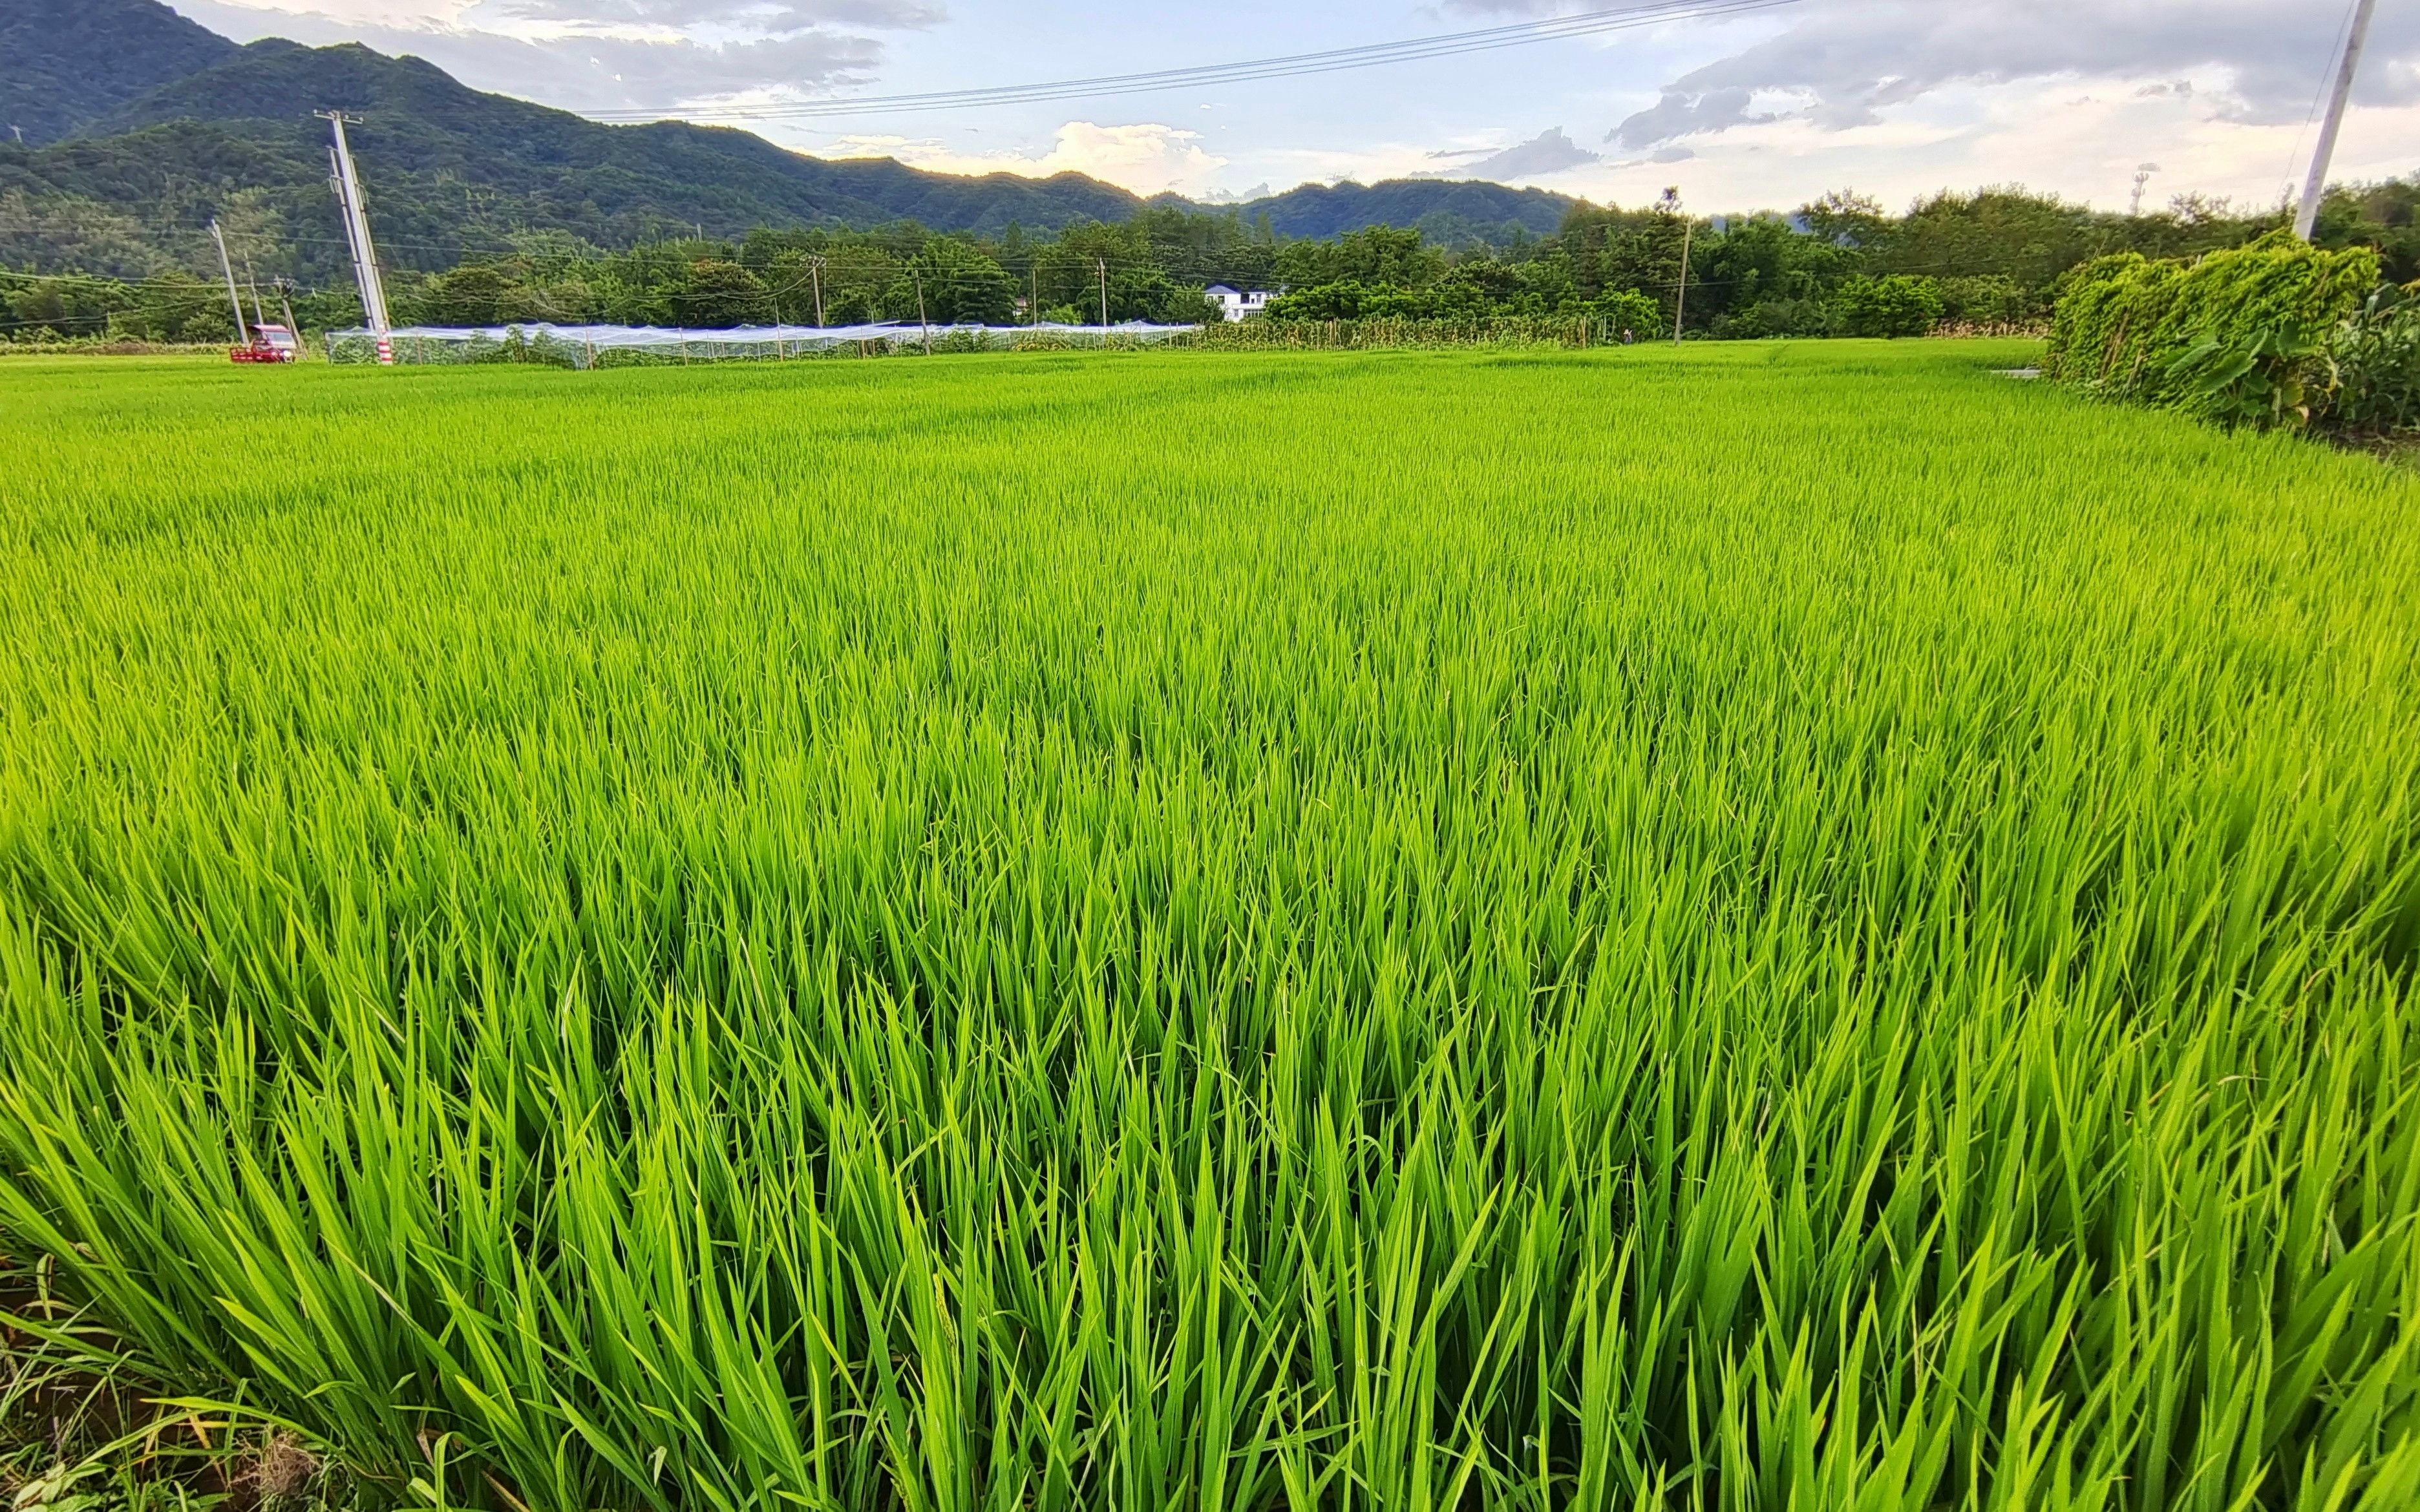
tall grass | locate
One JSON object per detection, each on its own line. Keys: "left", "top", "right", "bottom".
{"left": 1, "top": 341, "right": 2415, "bottom": 1510}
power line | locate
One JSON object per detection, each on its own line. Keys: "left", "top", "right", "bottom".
{"left": 580, "top": 0, "right": 1803, "bottom": 123}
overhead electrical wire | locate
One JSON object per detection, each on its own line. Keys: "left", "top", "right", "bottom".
{"left": 580, "top": 0, "right": 1804, "bottom": 123}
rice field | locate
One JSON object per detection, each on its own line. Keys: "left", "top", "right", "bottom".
{"left": 1, "top": 341, "right": 2417, "bottom": 1511}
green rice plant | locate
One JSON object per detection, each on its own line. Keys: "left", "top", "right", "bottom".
{"left": 0, "top": 340, "right": 2415, "bottom": 1511}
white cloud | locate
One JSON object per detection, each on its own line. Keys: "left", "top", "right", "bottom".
{"left": 826, "top": 120, "right": 1229, "bottom": 196}
{"left": 164, "top": 0, "right": 2420, "bottom": 211}
{"left": 1591, "top": 0, "right": 2419, "bottom": 149}
{"left": 173, "top": 0, "right": 913, "bottom": 110}
{"left": 474, "top": 0, "right": 944, "bottom": 36}
{"left": 1416, "top": 126, "right": 1598, "bottom": 180}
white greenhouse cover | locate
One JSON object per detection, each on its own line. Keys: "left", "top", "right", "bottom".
{"left": 331, "top": 319, "right": 1201, "bottom": 348}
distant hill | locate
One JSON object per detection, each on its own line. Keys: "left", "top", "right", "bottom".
{"left": 0, "top": 0, "right": 1583, "bottom": 282}
{"left": 1241, "top": 179, "right": 1575, "bottom": 244}
{"left": 0, "top": 0, "right": 237, "bottom": 146}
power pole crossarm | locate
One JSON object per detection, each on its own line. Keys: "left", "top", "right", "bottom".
{"left": 2297, "top": 0, "right": 2379, "bottom": 241}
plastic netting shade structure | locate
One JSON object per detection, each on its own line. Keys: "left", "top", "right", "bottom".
{"left": 326, "top": 320, "right": 1205, "bottom": 367}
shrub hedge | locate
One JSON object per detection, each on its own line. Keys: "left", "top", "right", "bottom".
{"left": 2043, "top": 231, "right": 2406, "bottom": 434}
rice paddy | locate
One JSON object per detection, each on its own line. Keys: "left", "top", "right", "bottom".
{"left": 1, "top": 341, "right": 2417, "bottom": 1511}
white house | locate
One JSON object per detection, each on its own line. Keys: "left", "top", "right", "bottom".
{"left": 1205, "top": 285, "right": 1275, "bottom": 322}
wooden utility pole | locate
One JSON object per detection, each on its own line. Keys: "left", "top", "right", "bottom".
{"left": 2296, "top": 0, "right": 2379, "bottom": 240}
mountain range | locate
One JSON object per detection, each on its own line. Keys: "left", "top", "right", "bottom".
{"left": 0, "top": 0, "right": 1578, "bottom": 283}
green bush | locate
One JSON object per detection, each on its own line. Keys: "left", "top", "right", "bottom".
{"left": 1593, "top": 288, "right": 1664, "bottom": 340}
{"left": 1831, "top": 275, "right": 1945, "bottom": 337}
{"left": 2323, "top": 282, "right": 2420, "bottom": 435}
{"left": 1714, "top": 297, "right": 1833, "bottom": 339}
{"left": 2043, "top": 232, "right": 2380, "bottom": 430}
{"left": 1934, "top": 274, "right": 2038, "bottom": 332}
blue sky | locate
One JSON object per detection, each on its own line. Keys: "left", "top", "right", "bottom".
{"left": 176, "top": 0, "right": 2419, "bottom": 213}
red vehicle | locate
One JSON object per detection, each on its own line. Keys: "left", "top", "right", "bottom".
{"left": 229, "top": 324, "right": 300, "bottom": 363}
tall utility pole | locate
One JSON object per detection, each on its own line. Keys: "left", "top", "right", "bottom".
{"left": 808, "top": 254, "right": 825, "bottom": 327}
{"left": 2297, "top": 0, "right": 2379, "bottom": 240}
{"left": 209, "top": 219, "right": 249, "bottom": 344}
{"left": 319, "top": 110, "right": 393, "bottom": 364}
{"left": 275, "top": 279, "right": 304, "bottom": 357}
{"left": 1097, "top": 257, "right": 1109, "bottom": 328}
{"left": 2128, "top": 163, "right": 2160, "bottom": 217}
{"left": 242, "top": 256, "right": 268, "bottom": 328}
{"left": 1671, "top": 219, "right": 1692, "bottom": 346}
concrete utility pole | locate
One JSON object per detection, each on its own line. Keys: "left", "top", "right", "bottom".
{"left": 275, "top": 279, "right": 304, "bottom": 358}
{"left": 2296, "top": 0, "right": 2379, "bottom": 240}
{"left": 809, "top": 253, "right": 825, "bottom": 328}
{"left": 319, "top": 110, "right": 393, "bottom": 364}
{"left": 1097, "top": 257, "right": 1109, "bottom": 328}
{"left": 209, "top": 219, "right": 249, "bottom": 344}
{"left": 1672, "top": 218, "right": 1692, "bottom": 346}
{"left": 2129, "top": 163, "right": 2160, "bottom": 217}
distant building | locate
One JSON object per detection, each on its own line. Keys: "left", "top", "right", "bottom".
{"left": 1205, "top": 285, "right": 1275, "bottom": 322}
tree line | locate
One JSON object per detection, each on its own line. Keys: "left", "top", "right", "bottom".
{"left": 6, "top": 180, "right": 2414, "bottom": 346}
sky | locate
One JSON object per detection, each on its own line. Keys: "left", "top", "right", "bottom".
{"left": 169, "top": 0, "right": 2420, "bottom": 215}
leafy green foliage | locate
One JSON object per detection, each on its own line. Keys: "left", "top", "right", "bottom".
{"left": 1831, "top": 274, "right": 1947, "bottom": 338}
{"left": 1240, "top": 179, "right": 1573, "bottom": 242}
{"left": 2324, "top": 282, "right": 2420, "bottom": 435}
{"left": 2045, "top": 232, "right": 2381, "bottom": 430}
{"left": 4, "top": 344, "right": 2420, "bottom": 1510}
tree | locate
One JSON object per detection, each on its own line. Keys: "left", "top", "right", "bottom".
{"left": 910, "top": 238, "right": 1015, "bottom": 324}
{"left": 1275, "top": 226, "right": 1443, "bottom": 289}
{"left": 676, "top": 260, "right": 773, "bottom": 328}
{"left": 1832, "top": 275, "right": 1944, "bottom": 338}
{"left": 1801, "top": 189, "right": 1888, "bottom": 249}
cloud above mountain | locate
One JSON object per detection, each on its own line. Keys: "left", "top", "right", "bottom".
{"left": 1417, "top": 127, "right": 1598, "bottom": 180}
{"left": 827, "top": 120, "right": 1227, "bottom": 196}
{"left": 175, "top": 0, "right": 924, "bottom": 109}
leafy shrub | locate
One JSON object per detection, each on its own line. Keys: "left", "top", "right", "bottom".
{"left": 1593, "top": 289, "right": 1664, "bottom": 339}
{"left": 2044, "top": 232, "right": 2379, "bottom": 430}
{"left": 1831, "top": 275, "right": 1945, "bottom": 337}
{"left": 1934, "top": 274, "right": 2037, "bottom": 332}
{"left": 1715, "top": 297, "right": 1833, "bottom": 339}
{"left": 2322, "top": 282, "right": 2420, "bottom": 435}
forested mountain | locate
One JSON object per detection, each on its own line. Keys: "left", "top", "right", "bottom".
{"left": 1, "top": 23, "right": 1156, "bottom": 283}
{"left": 0, "top": 0, "right": 237, "bottom": 146}
{"left": 0, "top": 0, "right": 1578, "bottom": 284}
{"left": 1240, "top": 179, "right": 1573, "bottom": 245}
